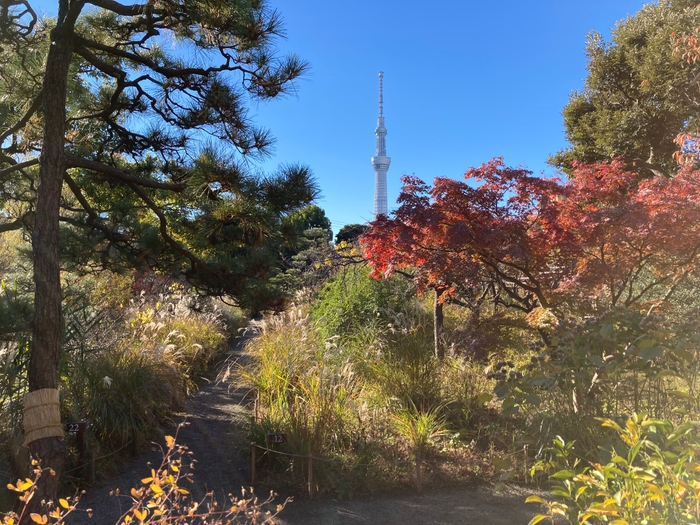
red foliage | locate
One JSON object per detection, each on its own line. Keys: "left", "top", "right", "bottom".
{"left": 362, "top": 157, "right": 700, "bottom": 314}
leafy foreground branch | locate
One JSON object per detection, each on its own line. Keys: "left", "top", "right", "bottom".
{"left": 528, "top": 414, "right": 700, "bottom": 525}
{"left": 3, "top": 432, "right": 288, "bottom": 525}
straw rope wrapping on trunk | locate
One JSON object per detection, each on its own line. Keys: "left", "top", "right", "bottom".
{"left": 23, "top": 388, "right": 64, "bottom": 446}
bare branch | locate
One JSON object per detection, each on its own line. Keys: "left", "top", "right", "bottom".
{"left": 75, "top": 35, "right": 246, "bottom": 78}
{"left": 125, "top": 180, "right": 203, "bottom": 269}
{"left": 63, "top": 171, "right": 131, "bottom": 244}
{"left": 83, "top": 0, "right": 160, "bottom": 16}
{"left": 75, "top": 44, "right": 125, "bottom": 80}
{"left": 0, "top": 215, "right": 26, "bottom": 233}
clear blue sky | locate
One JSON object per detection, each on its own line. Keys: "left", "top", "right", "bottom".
{"left": 31, "top": 0, "right": 649, "bottom": 234}
{"left": 252, "top": 0, "right": 649, "bottom": 234}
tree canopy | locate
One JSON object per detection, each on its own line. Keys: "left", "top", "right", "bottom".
{"left": 549, "top": 0, "right": 700, "bottom": 177}
{"left": 362, "top": 158, "right": 700, "bottom": 353}
{"left": 335, "top": 223, "right": 368, "bottom": 245}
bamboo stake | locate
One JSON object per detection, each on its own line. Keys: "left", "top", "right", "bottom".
{"left": 307, "top": 454, "right": 313, "bottom": 498}
{"left": 251, "top": 443, "right": 256, "bottom": 486}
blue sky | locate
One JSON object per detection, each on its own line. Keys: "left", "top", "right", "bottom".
{"left": 31, "top": 0, "right": 650, "bottom": 234}
{"left": 252, "top": 0, "right": 649, "bottom": 233}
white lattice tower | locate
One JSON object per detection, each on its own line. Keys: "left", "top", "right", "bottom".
{"left": 371, "top": 71, "right": 390, "bottom": 217}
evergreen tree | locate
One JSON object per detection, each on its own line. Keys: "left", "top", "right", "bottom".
{"left": 0, "top": 0, "right": 314, "bottom": 504}
{"left": 550, "top": 0, "right": 700, "bottom": 177}
{"left": 335, "top": 223, "right": 368, "bottom": 245}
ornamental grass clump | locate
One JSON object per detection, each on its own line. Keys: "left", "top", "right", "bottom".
{"left": 237, "top": 302, "right": 498, "bottom": 495}
{"left": 239, "top": 309, "right": 360, "bottom": 461}
{"left": 391, "top": 404, "right": 449, "bottom": 491}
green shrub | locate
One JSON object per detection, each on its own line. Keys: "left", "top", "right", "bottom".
{"left": 311, "top": 265, "right": 413, "bottom": 342}
{"left": 529, "top": 414, "right": 700, "bottom": 525}
{"left": 495, "top": 307, "right": 700, "bottom": 459}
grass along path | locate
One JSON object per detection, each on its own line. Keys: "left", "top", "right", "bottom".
{"left": 63, "top": 334, "right": 551, "bottom": 525}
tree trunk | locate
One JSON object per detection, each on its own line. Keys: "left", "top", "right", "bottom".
{"left": 25, "top": 17, "right": 76, "bottom": 513}
{"left": 433, "top": 287, "right": 446, "bottom": 360}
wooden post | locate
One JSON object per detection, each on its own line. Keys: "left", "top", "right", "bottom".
{"left": 87, "top": 450, "right": 95, "bottom": 487}
{"left": 250, "top": 443, "right": 256, "bottom": 486}
{"left": 307, "top": 454, "right": 313, "bottom": 498}
{"left": 254, "top": 391, "right": 259, "bottom": 423}
{"left": 415, "top": 450, "right": 422, "bottom": 492}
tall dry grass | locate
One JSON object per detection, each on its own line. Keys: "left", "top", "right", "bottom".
{"left": 236, "top": 305, "right": 495, "bottom": 495}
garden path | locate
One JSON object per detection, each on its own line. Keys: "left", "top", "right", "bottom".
{"left": 65, "top": 335, "right": 551, "bottom": 525}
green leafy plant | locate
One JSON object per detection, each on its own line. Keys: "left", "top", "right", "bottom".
{"left": 528, "top": 414, "right": 700, "bottom": 524}
{"left": 311, "top": 265, "right": 413, "bottom": 342}
{"left": 496, "top": 307, "right": 700, "bottom": 458}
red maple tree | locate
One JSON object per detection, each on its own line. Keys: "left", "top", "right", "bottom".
{"left": 362, "top": 158, "right": 700, "bottom": 355}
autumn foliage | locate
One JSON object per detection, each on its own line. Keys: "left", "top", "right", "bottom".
{"left": 362, "top": 158, "right": 700, "bottom": 318}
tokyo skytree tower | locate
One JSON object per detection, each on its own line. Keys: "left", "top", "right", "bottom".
{"left": 371, "top": 71, "right": 391, "bottom": 217}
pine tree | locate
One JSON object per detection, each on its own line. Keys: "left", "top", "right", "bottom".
{"left": 0, "top": 0, "right": 315, "bottom": 505}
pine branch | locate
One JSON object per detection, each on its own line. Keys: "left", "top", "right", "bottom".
{"left": 64, "top": 154, "right": 186, "bottom": 191}
{"left": 0, "top": 88, "right": 43, "bottom": 144}
{"left": 0, "top": 158, "right": 39, "bottom": 179}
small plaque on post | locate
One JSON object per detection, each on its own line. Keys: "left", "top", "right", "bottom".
{"left": 266, "top": 432, "right": 287, "bottom": 444}
{"left": 66, "top": 421, "right": 89, "bottom": 434}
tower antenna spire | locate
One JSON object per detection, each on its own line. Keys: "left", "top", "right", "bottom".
{"left": 371, "top": 71, "right": 390, "bottom": 217}
{"left": 379, "top": 71, "right": 384, "bottom": 117}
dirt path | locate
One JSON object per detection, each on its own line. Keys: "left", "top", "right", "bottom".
{"left": 65, "top": 338, "right": 550, "bottom": 525}
{"left": 275, "top": 485, "right": 545, "bottom": 525}
{"left": 65, "top": 338, "right": 252, "bottom": 525}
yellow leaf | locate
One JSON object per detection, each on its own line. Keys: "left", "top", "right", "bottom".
{"left": 178, "top": 489, "right": 189, "bottom": 495}
{"left": 528, "top": 516, "right": 548, "bottom": 525}
{"left": 131, "top": 487, "right": 140, "bottom": 498}
{"left": 29, "top": 514, "right": 46, "bottom": 525}
{"left": 150, "top": 484, "right": 163, "bottom": 495}
{"left": 170, "top": 465, "right": 179, "bottom": 472}
{"left": 59, "top": 498, "right": 70, "bottom": 509}
{"left": 133, "top": 508, "right": 147, "bottom": 521}
{"left": 49, "top": 510, "right": 61, "bottom": 519}
{"left": 141, "top": 477, "right": 153, "bottom": 484}
{"left": 525, "top": 495, "right": 545, "bottom": 504}
{"left": 19, "top": 480, "right": 33, "bottom": 492}
{"left": 165, "top": 435, "right": 175, "bottom": 448}
{"left": 646, "top": 483, "right": 665, "bottom": 502}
